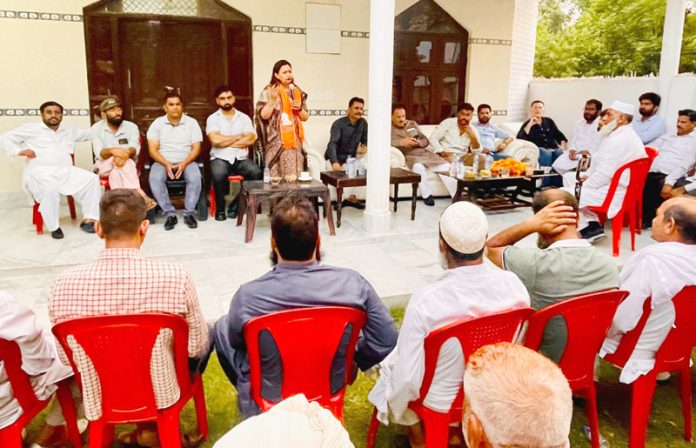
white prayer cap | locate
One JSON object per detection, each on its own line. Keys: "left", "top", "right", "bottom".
{"left": 609, "top": 100, "right": 635, "bottom": 116}
{"left": 439, "top": 201, "right": 488, "bottom": 254}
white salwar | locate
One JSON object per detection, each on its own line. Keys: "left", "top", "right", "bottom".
{"left": 368, "top": 264, "right": 530, "bottom": 425}
{"left": 212, "top": 394, "right": 354, "bottom": 448}
{"left": 562, "top": 124, "right": 646, "bottom": 229}
{"left": 600, "top": 242, "right": 696, "bottom": 383}
{"left": 0, "top": 291, "right": 74, "bottom": 429}
{"left": 0, "top": 122, "right": 100, "bottom": 231}
{"left": 552, "top": 118, "right": 601, "bottom": 175}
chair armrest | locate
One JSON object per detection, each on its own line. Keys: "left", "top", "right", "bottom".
{"left": 390, "top": 147, "right": 407, "bottom": 168}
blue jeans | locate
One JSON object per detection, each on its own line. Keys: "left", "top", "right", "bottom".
{"left": 149, "top": 162, "right": 202, "bottom": 216}
{"left": 491, "top": 152, "right": 510, "bottom": 161}
{"left": 538, "top": 147, "right": 563, "bottom": 167}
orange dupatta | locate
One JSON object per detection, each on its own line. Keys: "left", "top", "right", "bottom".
{"left": 278, "top": 86, "right": 305, "bottom": 149}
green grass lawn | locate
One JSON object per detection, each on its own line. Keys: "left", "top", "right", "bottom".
{"left": 26, "top": 306, "right": 696, "bottom": 447}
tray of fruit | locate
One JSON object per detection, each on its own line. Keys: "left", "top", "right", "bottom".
{"left": 491, "top": 159, "right": 526, "bottom": 177}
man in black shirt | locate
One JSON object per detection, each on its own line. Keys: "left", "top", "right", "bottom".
{"left": 517, "top": 100, "right": 568, "bottom": 167}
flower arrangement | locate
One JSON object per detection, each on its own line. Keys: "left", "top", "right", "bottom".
{"left": 491, "top": 159, "right": 526, "bottom": 176}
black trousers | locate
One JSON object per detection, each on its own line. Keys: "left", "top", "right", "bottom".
{"left": 642, "top": 172, "right": 667, "bottom": 227}
{"left": 211, "top": 158, "right": 262, "bottom": 213}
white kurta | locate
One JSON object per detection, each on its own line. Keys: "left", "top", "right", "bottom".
{"left": 0, "top": 291, "right": 74, "bottom": 429}
{"left": 213, "top": 394, "right": 354, "bottom": 448}
{"left": 553, "top": 118, "right": 601, "bottom": 175}
{"left": 368, "top": 264, "right": 530, "bottom": 425}
{"left": 0, "top": 122, "right": 100, "bottom": 231}
{"left": 563, "top": 124, "right": 646, "bottom": 227}
{"left": 600, "top": 242, "right": 696, "bottom": 383}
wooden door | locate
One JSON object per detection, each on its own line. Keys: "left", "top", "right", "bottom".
{"left": 119, "top": 19, "right": 224, "bottom": 133}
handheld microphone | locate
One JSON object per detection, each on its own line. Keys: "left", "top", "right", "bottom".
{"left": 289, "top": 83, "right": 296, "bottom": 101}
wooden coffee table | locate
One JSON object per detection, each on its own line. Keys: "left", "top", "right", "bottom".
{"left": 320, "top": 168, "right": 421, "bottom": 227}
{"left": 236, "top": 179, "right": 335, "bottom": 243}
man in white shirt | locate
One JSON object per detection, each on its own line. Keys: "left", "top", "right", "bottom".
{"left": 429, "top": 103, "right": 481, "bottom": 157}
{"left": 563, "top": 100, "right": 647, "bottom": 242}
{"left": 147, "top": 92, "right": 203, "bottom": 231}
{"left": 206, "top": 85, "right": 260, "bottom": 221}
{"left": 600, "top": 197, "right": 696, "bottom": 384}
{"left": 632, "top": 92, "right": 667, "bottom": 145}
{"left": 0, "top": 101, "right": 101, "bottom": 239}
{"left": 642, "top": 109, "right": 696, "bottom": 228}
{"left": 552, "top": 99, "right": 603, "bottom": 175}
{"left": 368, "top": 202, "right": 530, "bottom": 448}
{"left": 90, "top": 97, "right": 156, "bottom": 210}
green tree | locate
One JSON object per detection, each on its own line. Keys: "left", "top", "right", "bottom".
{"left": 534, "top": 0, "right": 696, "bottom": 77}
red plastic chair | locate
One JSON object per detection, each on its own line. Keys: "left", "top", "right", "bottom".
{"left": 524, "top": 290, "right": 628, "bottom": 448}
{"left": 587, "top": 147, "right": 657, "bottom": 256}
{"left": 208, "top": 175, "right": 244, "bottom": 217}
{"left": 33, "top": 198, "right": 76, "bottom": 235}
{"left": 366, "top": 307, "right": 534, "bottom": 448}
{"left": 0, "top": 338, "right": 81, "bottom": 447}
{"left": 603, "top": 286, "right": 696, "bottom": 448}
{"left": 52, "top": 313, "right": 208, "bottom": 448}
{"left": 243, "top": 306, "right": 366, "bottom": 421}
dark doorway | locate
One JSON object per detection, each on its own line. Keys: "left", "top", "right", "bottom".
{"left": 394, "top": 0, "right": 468, "bottom": 125}
{"left": 83, "top": 0, "right": 252, "bottom": 133}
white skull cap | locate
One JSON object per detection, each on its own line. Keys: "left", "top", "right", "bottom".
{"left": 610, "top": 100, "right": 635, "bottom": 116}
{"left": 439, "top": 201, "right": 488, "bottom": 254}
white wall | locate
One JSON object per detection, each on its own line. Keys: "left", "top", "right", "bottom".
{"left": 527, "top": 74, "right": 696, "bottom": 141}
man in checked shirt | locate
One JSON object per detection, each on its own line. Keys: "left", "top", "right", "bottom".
{"left": 48, "top": 189, "right": 212, "bottom": 447}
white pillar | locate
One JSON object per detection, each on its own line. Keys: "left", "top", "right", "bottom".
{"left": 364, "top": 0, "right": 395, "bottom": 234}
{"left": 658, "top": 0, "right": 686, "bottom": 117}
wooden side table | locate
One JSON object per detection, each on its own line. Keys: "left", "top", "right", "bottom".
{"left": 320, "top": 168, "right": 421, "bottom": 227}
{"left": 236, "top": 180, "right": 336, "bottom": 243}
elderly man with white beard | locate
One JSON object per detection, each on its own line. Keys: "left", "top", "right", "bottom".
{"left": 563, "top": 100, "right": 647, "bottom": 242}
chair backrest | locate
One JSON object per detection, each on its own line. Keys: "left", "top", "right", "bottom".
{"left": 416, "top": 307, "right": 534, "bottom": 409}
{"left": 594, "top": 150, "right": 654, "bottom": 213}
{"left": 654, "top": 286, "right": 696, "bottom": 372}
{"left": 0, "top": 338, "right": 44, "bottom": 415}
{"left": 243, "top": 306, "right": 366, "bottom": 417}
{"left": 524, "top": 290, "right": 628, "bottom": 386}
{"left": 52, "top": 313, "right": 190, "bottom": 422}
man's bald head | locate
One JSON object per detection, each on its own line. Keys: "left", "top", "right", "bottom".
{"left": 660, "top": 197, "right": 696, "bottom": 244}
{"left": 532, "top": 189, "right": 578, "bottom": 215}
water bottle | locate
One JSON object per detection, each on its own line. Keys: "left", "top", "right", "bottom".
{"left": 473, "top": 154, "right": 480, "bottom": 173}
{"left": 347, "top": 157, "right": 357, "bottom": 178}
{"left": 485, "top": 154, "right": 494, "bottom": 170}
{"left": 449, "top": 160, "right": 457, "bottom": 177}
{"left": 357, "top": 157, "right": 366, "bottom": 176}
{"left": 263, "top": 162, "right": 270, "bottom": 183}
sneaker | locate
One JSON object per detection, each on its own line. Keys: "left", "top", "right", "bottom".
{"left": 79, "top": 221, "right": 95, "bottom": 234}
{"left": 164, "top": 215, "right": 178, "bottom": 231}
{"left": 184, "top": 214, "right": 198, "bottom": 229}
{"left": 51, "top": 228, "right": 64, "bottom": 240}
{"left": 580, "top": 222, "right": 606, "bottom": 243}
{"left": 423, "top": 196, "right": 435, "bottom": 206}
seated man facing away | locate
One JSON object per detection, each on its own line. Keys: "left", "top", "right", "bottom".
{"left": 472, "top": 103, "right": 512, "bottom": 161}
{"left": 463, "top": 342, "right": 572, "bottom": 448}
{"left": 325, "top": 96, "right": 369, "bottom": 209}
{"left": 213, "top": 193, "right": 397, "bottom": 418}
{"left": 48, "top": 189, "right": 212, "bottom": 447}
{"left": 563, "top": 100, "right": 647, "bottom": 242}
{"left": 552, "top": 99, "right": 603, "bottom": 175}
{"left": 368, "top": 201, "right": 530, "bottom": 448}
{"left": 390, "top": 104, "right": 454, "bottom": 205}
{"left": 632, "top": 92, "right": 667, "bottom": 146}
{"left": 641, "top": 109, "right": 696, "bottom": 228}
{"left": 0, "top": 291, "right": 82, "bottom": 448}
{"left": 91, "top": 96, "right": 156, "bottom": 210}
{"left": 147, "top": 91, "right": 204, "bottom": 231}
{"left": 486, "top": 189, "right": 619, "bottom": 362}
{"left": 600, "top": 197, "right": 696, "bottom": 384}
{"left": 206, "top": 85, "right": 261, "bottom": 221}
{"left": 0, "top": 101, "right": 100, "bottom": 239}
{"left": 212, "top": 394, "right": 354, "bottom": 448}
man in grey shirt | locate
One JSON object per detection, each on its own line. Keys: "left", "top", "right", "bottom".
{"left": 486, "top": 189, "right": 619, "bottom": 362}
{"left": 146, "top": 91, "right": 203, "bottom": 231}
{"left": 213, "top": 193, "right": 398, "bottom": 417}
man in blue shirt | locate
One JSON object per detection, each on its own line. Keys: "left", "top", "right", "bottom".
{"left": 632, "top": 92, "right": 667, "bottom": 145}
{"left": 473, "top": 104, "right": 512, "bottom": 161}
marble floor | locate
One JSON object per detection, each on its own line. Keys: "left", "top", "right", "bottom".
{"left": 0, "top": 191, "right": 655, "bottom": 328}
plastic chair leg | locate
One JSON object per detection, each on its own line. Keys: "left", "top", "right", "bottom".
{"left": 629, "top": 372, "right": 657, "bottom": 448}
{"left": 0, "top": 423, "right": 24, "bottom": 448}
{"left": 68, "top": 196, "right": 76, "bottom": 220}
{"left": 157, "top": 412, "right": 182, "bottom": 448}
{"left": 87, "top": 420, "right": 106, "bottom": 448}
{"left": 679, "top": 367, "right": 693, "bottom": 441}
{"left": 584, "top": 385, "right": 601, "bottom": 448}
{"left": 33, "top": 203, "right": 44, "bottom": 234}
{"left": 366, "top": 408, "right": 380, "bottom": 448}
{"left": 421, "top": 409, "right": 451, "bottom": 448}
{"left": 192, "top": 375, "right": 209, "bottom": 439}
{"left": 55, "top": 381, "right": 82, "bottom": 448}
{"left": 612, "top": 211, "right": 623, "bottom": 257}
{"left": 209, "top": 186, "right": 216, "bottom": 217}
